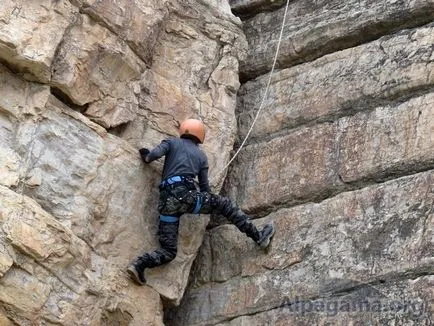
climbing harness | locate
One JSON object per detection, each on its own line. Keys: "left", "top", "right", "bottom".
{"left": 213, "top": 0, "right": 290, "bottom": 182}
{"left": 159, "top": 175, "right": 185, "bottom": 188}
{"left": 159, "top": 175, "right": 203, "bottom": 215}
{"left": 192, "top": 194, "right": 202, "bottom": 214}
{"left": 160, "top": 215, "right": 179, "bottom": 223}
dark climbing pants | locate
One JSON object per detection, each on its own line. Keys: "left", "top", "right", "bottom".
{"left": 136, "top": 177, "right": 261, "bottom": 269}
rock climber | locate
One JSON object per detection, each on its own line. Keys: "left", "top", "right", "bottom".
{"left": 127, "top": 118, "right": 275, "bottom": 285}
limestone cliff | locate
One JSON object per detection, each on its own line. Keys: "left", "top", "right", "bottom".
{"left": 0, "top": 0, "right": 245, "bottom": 324}
{"left": 168, "top": 0, "right": 434, "bottom": 325}
{"left": 0, "top": 0, "right": 433, "bottom": 326}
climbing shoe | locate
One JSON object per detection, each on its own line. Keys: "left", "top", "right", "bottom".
{"left": 127, "top": 258, "right": 147, "bottom": 285}
{"left": 257, "top": 222, "right": 275, "bottom": 249}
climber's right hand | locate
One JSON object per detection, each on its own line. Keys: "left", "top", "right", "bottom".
{"left": 139, "top": 148, "right": 150, "bottom": 163}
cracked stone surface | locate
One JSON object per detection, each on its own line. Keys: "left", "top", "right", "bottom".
{"left": 1, "top": 0, "right": 434, "bottom": 324}
{"left": 238, "top": 0, "right": 434, "bottom": 81}
{"left": 168, "top": 170, "right": 434, "bottom": 325}
{"left": 0, "top": 0, "right": 79, "bottom": 83}
{"left": 236, "top": 23, "right": 434, "bottom": 142}
{"left": 167, "top": 0, "right": 434, "bottom": 325}
{"left": 226, "top": 91, "right": 434, "bottom": 213}
{"left": 0, "top": 0, "right": 246, "bottom": 324}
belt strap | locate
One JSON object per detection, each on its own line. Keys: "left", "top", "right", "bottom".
{"left": 192, "top": 195, "right": 202, "bottom": 214}
{"left": 160, "top": 176, "right": 183, "bottom": 187}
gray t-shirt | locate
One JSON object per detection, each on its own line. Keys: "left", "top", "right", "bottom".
{"left": 147, "top": 137, "right": 210, "bottom": 192}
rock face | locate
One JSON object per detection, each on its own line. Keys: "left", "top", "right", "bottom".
{"left": 0, "top": 0, "right": 245, "bottom": 324}
{"left": 171, "top": 171, "right": 433, "bottom": 325}
{"left": 1, "top": 0, "right": 433, "bottom": 325}
{"left": 167, "top": 1, "right": 434, "bottom": 325}
{"left": 237, "top": 0, "right": 434, "bottom": 81}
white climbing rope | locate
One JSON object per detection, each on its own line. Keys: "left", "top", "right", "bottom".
{"left": 215, "top": 0, "right": 291, "bottom": 180}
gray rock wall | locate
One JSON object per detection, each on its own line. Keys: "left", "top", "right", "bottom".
{"left": 171, "top": 170, "right": 433, "bottom": 325}
{"left": 1, "top": 0, "right": 433, "bottom": 325}
{"left": 169, "top": 1, "right": 434, "bottom": 325}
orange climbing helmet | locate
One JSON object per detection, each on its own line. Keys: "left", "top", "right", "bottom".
{"left": 179, "top": 118, "right": 205, "bottom": 144}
